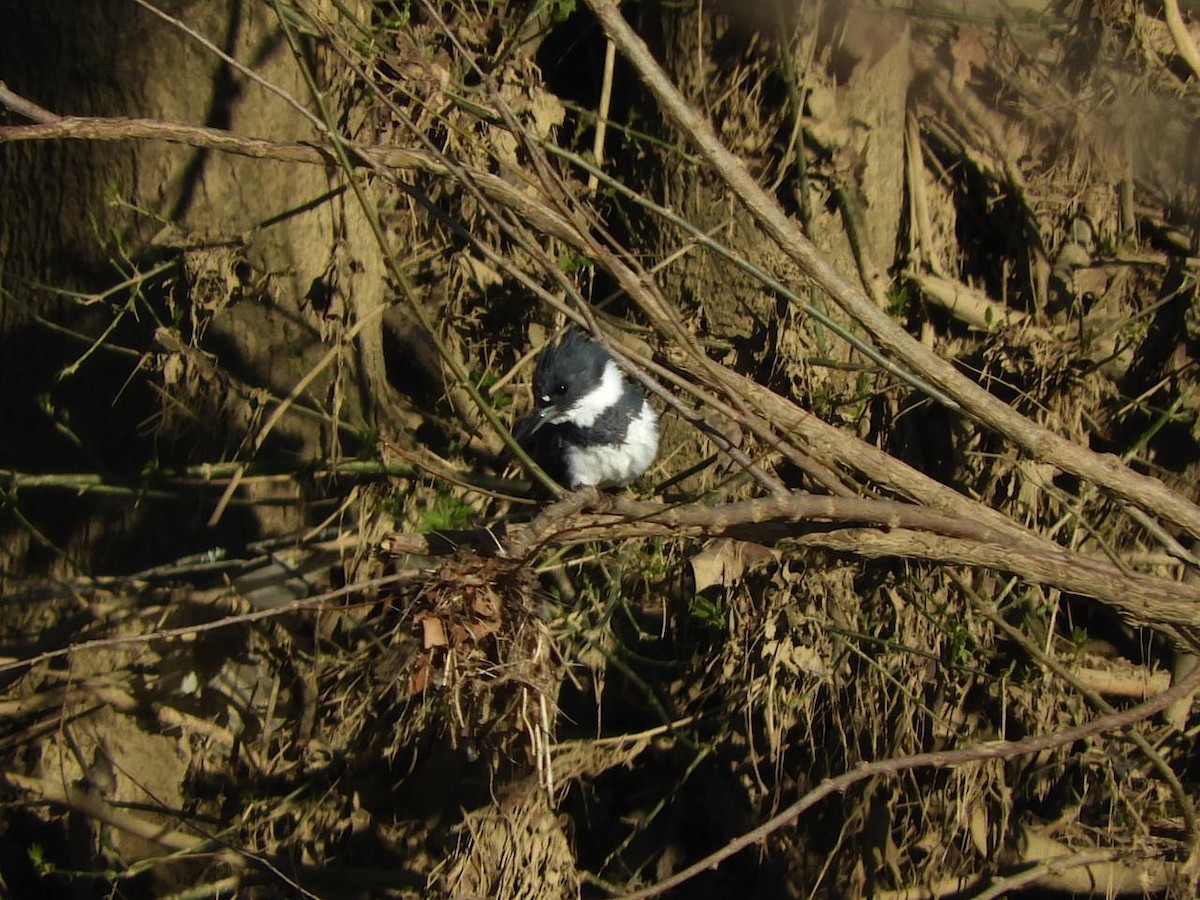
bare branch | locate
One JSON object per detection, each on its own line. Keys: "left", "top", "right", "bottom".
{"left": 585, "top": 0, "right": 1200, "bottom": 542}
{"left": 613, "top": 660, "right": 1200, "bottom": 898}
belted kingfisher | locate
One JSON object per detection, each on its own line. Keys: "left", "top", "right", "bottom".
{"left": 515, "top": 331, "right": 659, "bottom": 490}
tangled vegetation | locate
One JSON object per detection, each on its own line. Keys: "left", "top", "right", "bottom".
{"left": 2, "top": 0, "right": 1200, "bottom": 896}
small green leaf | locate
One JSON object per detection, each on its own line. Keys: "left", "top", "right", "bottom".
{"left": 550, "top": 0, "right": 576, "bottom": 24}
{"left": 557, "top": 250, "right": 593, "bottom": 276}
{"left": 689, "top": 593, "right": 726, "bottom": 627}
{"left": 417, "top": 492, "right": 476, "bottom": 532}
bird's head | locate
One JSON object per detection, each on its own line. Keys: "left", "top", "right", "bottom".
{"left": 525, "top": 330, "right": 616, "bottom": 434}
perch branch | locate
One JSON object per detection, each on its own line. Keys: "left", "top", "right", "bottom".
{"left": 381, "top": 494, "right": 1200, "bottom": 631}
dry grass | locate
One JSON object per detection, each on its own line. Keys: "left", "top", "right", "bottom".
{"left": 2, "top": 0, "right": 1200, "bottom": 897}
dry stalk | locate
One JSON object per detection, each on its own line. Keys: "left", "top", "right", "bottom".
{"left": 0, "top": 573, "right": 415, "bottom": 676}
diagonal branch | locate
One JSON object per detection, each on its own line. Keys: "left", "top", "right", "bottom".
{"left": 584, "top": 0, "right": 1200, "bottom": 542}
{"left": 610, "top": 659, "right": 1200, "bottom": 898}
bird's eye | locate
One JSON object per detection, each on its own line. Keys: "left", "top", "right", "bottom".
{"left": 554, "top": 382, "right": 568, "bottom": 395}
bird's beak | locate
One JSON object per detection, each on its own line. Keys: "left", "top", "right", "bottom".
{"left": 521, "top": 404, "right": 553, "bottom": 437}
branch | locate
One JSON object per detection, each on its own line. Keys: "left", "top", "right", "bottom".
{"left": 0, "top": 116, "right": 337, "bottom": 163}
{"left": 0, "top": 81, "right": 60, "bottom": 123}
{"left": 382, "top": 494, "right": 1200, "bottom": 631}
{"left": 610, "top": 660, "right": 1200, "bottom": 898}
{"left": 584, "top": 0, "right": 1200, "bottom": 542}
{"left": 1163, "top": 0, "right": 1200, "bottom": 83}
{"left": 3, "top": 772, "right": 203, "bottom": 852}
{"left": 0, "top": 113, "right": 587, "bottom": 255}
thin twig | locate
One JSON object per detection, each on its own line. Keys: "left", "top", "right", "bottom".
{"left": 0, "top": 81, "right": 61, "bottom": 123}
{"left": 0, "top": 573, "right": 416, "bottom": 676}
{"left": 587, "top": 38, "right": 617, "bottom": 193}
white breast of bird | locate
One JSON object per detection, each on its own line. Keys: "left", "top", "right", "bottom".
{"left": 564, "top": 400, "right": 659, "bottom": 488}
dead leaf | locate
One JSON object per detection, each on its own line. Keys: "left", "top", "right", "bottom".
{"left": 411, "top": 655, "right": 430, "bottom": 693}
{"left": 689, "top": 539, "right": 778, "bottom": 595}
{"left": 462, "top": 619, "right": 501, "bottom": 642}
{"left": 951, "top": 25, "right": 987, "bottom": 89}
{"left": 689, "top": 539, "right": 746, "bottom": 595}
{"left": 472, "top": 593, "right": 500, "bottom": 619}
{"left": 418, "top": 614, "right": 448, "bottom": 649}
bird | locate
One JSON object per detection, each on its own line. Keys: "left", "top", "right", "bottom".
{"left": 514, "top": 330, "right": 659, "bottom": 490}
